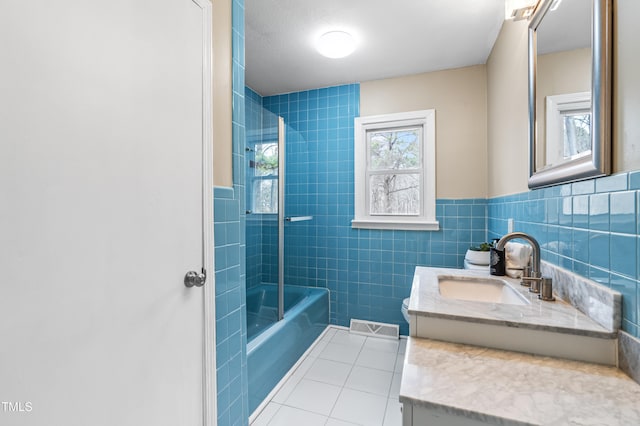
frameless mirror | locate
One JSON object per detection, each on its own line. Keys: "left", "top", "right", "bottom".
{"left": 528, "top": 0, "right": 612, "bottom": 188}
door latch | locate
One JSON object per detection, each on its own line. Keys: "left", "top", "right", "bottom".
{"left": 184, "top": 269, "right": 206, "bottom": 288}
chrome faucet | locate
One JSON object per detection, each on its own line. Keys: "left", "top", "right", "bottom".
{"left": 496, "top": 232, "right": 555, "bottom": 301}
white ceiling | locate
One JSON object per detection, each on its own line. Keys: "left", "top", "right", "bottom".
{"left": 245, "top": 0, "right": 506, "bottom": 96}
{"left": 536, "top": 0, "right": 591, "bottom": 55}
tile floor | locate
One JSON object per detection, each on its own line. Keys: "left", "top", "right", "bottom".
{"left": 251, "top": 326, "right": 406, "bottom": 426}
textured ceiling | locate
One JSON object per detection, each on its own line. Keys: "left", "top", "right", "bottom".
{"left": 245, "top": 0, "right": 505, "bottom": 96}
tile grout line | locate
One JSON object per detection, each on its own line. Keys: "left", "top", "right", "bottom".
{"left": 325, "top": 332, "right": 367, "bottom": 422}
{"left": 379, "top": 340, "right": 402, "bottom": 425}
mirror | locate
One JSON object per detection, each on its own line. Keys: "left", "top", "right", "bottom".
{"left": 528, "top": 0, "right": 612, "bottom": 188}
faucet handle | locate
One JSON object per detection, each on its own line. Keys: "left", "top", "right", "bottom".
{"left": 520, "top": 266, "right": 533, "bottom": 287}
{"left": 521, "top": 267, "right": 543, "bottom": 294}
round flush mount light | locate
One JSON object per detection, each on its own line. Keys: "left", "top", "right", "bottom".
{"left": 316, "top": 31, "right": 356, "bottom": 59}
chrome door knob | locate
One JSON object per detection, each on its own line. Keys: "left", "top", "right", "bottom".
{"left": 184, "top": 270, "right": 206, "bottom": 288}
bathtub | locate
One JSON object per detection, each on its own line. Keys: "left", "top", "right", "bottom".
{"left": 246, "top": 284, "right": 329, "bottom": 414}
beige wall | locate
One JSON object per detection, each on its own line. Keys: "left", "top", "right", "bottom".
{"left": 360, "top": 65, "right": 488, "bottom": 199}
{"left": 212, "top": 0, "right": 232, "bottom": 187}
{"left": 536, "top": 48, "right": 591, "bottom": 168}
{"left": 486, "top": 19, "right": 530, "bottom": 197}
{"left": 487, "top": 0, "right": 640, "bottom": 197}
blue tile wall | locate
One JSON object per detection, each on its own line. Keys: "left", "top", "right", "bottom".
{"left": 214, "top": 187, "right": 246, "bottom": 426}
{"left": 215, "top": 0, "right": 249, "bottom": 424}
{"left": 245, "top": 85, "right": 487, "bottom": 336}
{"left": 488, "top": 172, "right": 640, "bottom": 338}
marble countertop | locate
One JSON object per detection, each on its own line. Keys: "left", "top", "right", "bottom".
{"left": 408, "top": 267, "right": 615, "bottom": 338}
{"left": 400, "top": 337, "right": 640, "bottom": 426}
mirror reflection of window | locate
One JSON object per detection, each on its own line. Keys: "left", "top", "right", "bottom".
{"left": 563, "top": 112, "right": 591, "bottom": 158}
{"left": 545, "top": 91, "right": 591, "bottom": 168}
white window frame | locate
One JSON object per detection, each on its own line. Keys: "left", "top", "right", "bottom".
{"left": 545, "top": 91, "right": 591, "bottom": 166}
{"left": 352, "top": 109, "right": 438, "bottom": 231}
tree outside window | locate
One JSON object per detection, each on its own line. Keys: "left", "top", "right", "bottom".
{"left": 353, "top": 110, "right": 438, "bottom": 231}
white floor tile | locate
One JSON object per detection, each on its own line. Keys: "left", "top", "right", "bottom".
{"left": 295, "top": 354, "right": 319, "bottom": 376}
{"left": 321, "top": 328, "right": 338, "bottom": 342}
{"left": 331, "top": 329, "right": 366, "bottom": 349}
{"left": 272, "top": 356, "right": 316, "bottom": 403}
{"left": 330, "top": 388, "right": 388, "bottom": 426}
{"left": 272, "top": 374, "right": 302, "bottom": 404}
{"left": 284, "top": 378, "right": 342, "bottom": 416}
{"left": 257, "top": 326, "right": 408, "bottom": 426}
{"left": 305, "top": 358, "right": 353, "bottom": 387}
{"left": 394, "top": 353, "right": 404, "bottom": 373}
{"left": 267, "top": 405, "right": 327, "bottom": 426}
{"left": 326, "top": 418, "right": 360, "bottom": 426}
{"left": 398, "top": 338, "right": 407, "bottom": 355}
{"left": 251, "top": 402, "right": 281, "bottom": 426}
{"left": 345, "top": 366, "right": 393, "bottom": 396}
{"left": 389, "top": 373, "right": 401, "bottom": 400}
{"left": 355, "top": 348, "right": 397, "bottom": 372}
{"left": 382, "top": 398, "right": 402, "bottom": 426}
{"left": 363, "top": 337, "right": 399, "bottom": 354}
{"left": 308, "top": 339, "right": 330, "bottom": 358}
{"left": 319, "top": 342, "right": 362, "bottom": 364}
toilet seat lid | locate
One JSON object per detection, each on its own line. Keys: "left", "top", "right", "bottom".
{"left": 463, "top": 259, "right": 489, "bottom": 270}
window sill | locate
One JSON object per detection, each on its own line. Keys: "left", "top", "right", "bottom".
{"left": 351, "top": 219, "right": 439, "bottom": 231}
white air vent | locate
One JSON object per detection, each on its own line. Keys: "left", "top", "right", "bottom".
{"left": 349, "top": 319, "right": 399, "bottom": 340}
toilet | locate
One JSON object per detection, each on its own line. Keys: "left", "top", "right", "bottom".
{"left": 401, "top": 298, "right": 410, "bottom": 323}
{"left": 463, "top": 258, "right": 490, "bottom": 271}
{"left": 401, "top": 255, "right": 489, "bottom": 324}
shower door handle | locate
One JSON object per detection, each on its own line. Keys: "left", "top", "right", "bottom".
{"left": 285, "top": 216, "right": 313, "bottom": 222}
{"left": 184, "top": 269, "right": 207, "bottom": 288}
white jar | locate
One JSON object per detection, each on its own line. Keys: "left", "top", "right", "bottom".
{"left": 465, "top": 249, "right": 490, "bottom": 266}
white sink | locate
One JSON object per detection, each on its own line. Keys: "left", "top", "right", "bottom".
{"left": 438, "top": 275, "right": 530, "bottom": 306}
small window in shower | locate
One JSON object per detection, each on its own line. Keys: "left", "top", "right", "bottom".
{"left": 251, "top": 142, "right": 278, "bottom": 213}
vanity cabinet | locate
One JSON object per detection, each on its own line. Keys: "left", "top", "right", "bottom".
{"left": 398, "top": 267, "right": 639, "bottom": 425}
{"left": 402, "top": 404, "right": 489, "bottom": 426}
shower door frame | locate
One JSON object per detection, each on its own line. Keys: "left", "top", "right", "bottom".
{"left": 277, "top": 116, "right": 286, "bottom": 320}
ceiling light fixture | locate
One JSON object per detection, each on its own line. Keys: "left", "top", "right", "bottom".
{"left": 316, "top": 31, "right": 356, "bottom": 59}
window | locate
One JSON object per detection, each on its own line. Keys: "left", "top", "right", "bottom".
{"left": 251, "top": 142, "right": 278, "bottom": 213}
{"left": 352, "top": 110, "right": 438, "bottom": 230}
{"left": 545, "top": 92, "right": 592, "bottom": 167}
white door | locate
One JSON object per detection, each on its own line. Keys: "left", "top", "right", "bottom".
{"left": 0, "top": 0, "right": 215, "bottom": 425}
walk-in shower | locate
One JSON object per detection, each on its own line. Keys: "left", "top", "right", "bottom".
{"left": 244, "top": 90, "right": 329, "bottom": 414}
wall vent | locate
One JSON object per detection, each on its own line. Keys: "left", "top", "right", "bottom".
{"left": 349, "top": 319, "right": 399, "bottom": 340}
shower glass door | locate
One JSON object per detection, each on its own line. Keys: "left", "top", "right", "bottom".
{"left": 245, "top": 106, "right": 282, "bottom": 339}
{"left": 245, "top": 95, "right": 314, "bottom": 337}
